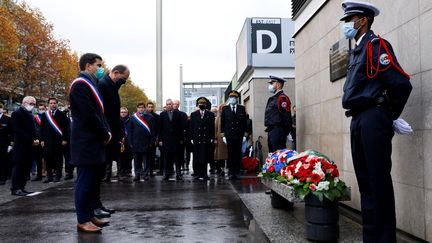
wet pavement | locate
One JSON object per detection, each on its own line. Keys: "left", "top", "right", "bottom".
{"left": 0, "top": 174, "right": 269, "bottom": 243}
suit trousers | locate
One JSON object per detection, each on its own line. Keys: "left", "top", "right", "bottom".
{"left": 75, "top": 165, "right": 101, "bottom": 224}
{"left": 11, "top": 159, "right": 32, "bottom": 191}
{"left": 133, "top": 152, "right": 149, "bottom": 177}
{"left": 351, "top": 106, "right": 396, "bottom": 243}
{"left": 119, "top": 149, "right": 133, "bottom": 176}
{"left": 0, "top": 146, "right": 11, "bottom": 182}
{"left": 164, "top": 152, "right": 181, "bottom": 176}
{"left": 267, "top": 127, "right": 287, "bottom": 153}
{"left": 226, "top": 138, "right": 242, "bottom": 176}
{"left": 34, "top": 146, "right": 43, "bottom": 178}
{"left": 45, "top": 151, "right": 63, "bottom": 179}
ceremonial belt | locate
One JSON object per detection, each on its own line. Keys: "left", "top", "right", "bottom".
{"left": 345, "top": 94, "right": 390, "bottom": 117}
{"left": 70, "top": 78, "right": 104, "bottom": 113}
{"left": 45, "top": 111, "right": 63, "bottom": 136}
{"left": 132, "top": 113, "right": 151, "bottom": 135}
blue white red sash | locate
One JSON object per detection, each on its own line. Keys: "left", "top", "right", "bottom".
{"left": 34, "top": 115, "right": 41, "bottom": 126}
{"left": 70, "top": 77, "right": 104, "bottom": 113}
{"left": 45, "top": 111, "right": 63, "bottom": 136}
{"left": 132, "top": 113, "right": 151, "bottom": 135}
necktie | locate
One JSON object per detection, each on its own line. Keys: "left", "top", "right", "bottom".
{"left": 232, "top": 106, "right": 235, "bottom": 114}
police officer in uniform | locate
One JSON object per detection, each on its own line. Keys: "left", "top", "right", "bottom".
{"left": 340, "top": 1, "right": 412, "bottom": 242}
{"left": 264, "top": 76, "right": 292, "bottom": 152}
{"left": 190, "top": 97, "right": 215, "bottom": 180}
{"left": 220, "top": 90, "right": 247, "bottom": 180}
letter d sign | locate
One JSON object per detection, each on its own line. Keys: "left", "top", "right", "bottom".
{"left": 252, "top": 19, "right": 282, "bottom": 54}
{"left": 256, "top": 30, "right": 277, "bottom": 53}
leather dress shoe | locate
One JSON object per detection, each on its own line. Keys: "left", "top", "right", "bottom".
{"left": 77, "top": 222, "right": 102, "bottom": 233}
{"left": 133, "top": 176, "right": 140, "bottom": 182}
{"left": 64, "top": 175, "right": 74, "bottom": 180}
{"left": 94, "top": 208, "right": 110, "bottom": 218}
{"left": 91, "top": 217, "right": 110, "bottom": 227}
{"left": 22, "top": 189, "right": 34, "bottom": 194}
{"left": 43, "top": 177, "right": 53, "bottom": 183}
{"left": 100, "top": 206, "right": 116, "bottom": 214}
{"left": 31, "top": 177, "right": 42, "bottom": 181}
{"left": 11, "top": 189, "right": 28, "bottom": 196}
{"left": 53, "top": 177, "right": 60, "bottom": 182}
{"left": 176, "top": 175, "right": 183, "bottom": 181}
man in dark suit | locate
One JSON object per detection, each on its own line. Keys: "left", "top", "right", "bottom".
{"left": 172, "top": 100, "right": 188, "bottom": 172}
{"left": 146, "top": 102, "right": 159, "bottom": 177}
{"left": 119, "top": 107, "right": 132, "bottom": 180}
{"left": 189, "top": 97, "right": 215, "bottom": 180}
{"left": 220, "top": 90, "right": 248, "bottom": 180}
{"left": 10, "top": 96, "right": 39, "bottom": 196}
{"left": 31, "top": 103, "right": 46, "bottom": 182}
{"left": 129, "top": 102, "right": 156, "bottom": 182}
{"left": 158, "top": 99, "right": 185, "bottom": 181}
{"left": 40, "top": 98, "right": 70, "bottom": 183}
{"left": 70, "top": 53, "right": 111, "bottom": 233}
{"left": 98, "top": 65, "right": 129, "bottom": 182}
{"left": 0, "top": 102, "right": 13, "bottom": 185}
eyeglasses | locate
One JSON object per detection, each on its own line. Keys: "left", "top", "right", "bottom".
{"left": 29, "top": 103, "right": 36, "bottom": 106}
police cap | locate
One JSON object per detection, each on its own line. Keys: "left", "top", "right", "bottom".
{"left": 196, "top": 97, "right": 211, "bottom": 107}
{"left": 340, "top": 0, "right": 380, "bottom": 21}
{"left": 268, "top": 75, "right": 286, "bottom": 84}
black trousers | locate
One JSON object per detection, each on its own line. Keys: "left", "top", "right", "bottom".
{"left": 133, "top": 152, "right": 149, "bottom": 177}
{"left": 267, "top": 127, "right": 287, "bottom": 153}
{"left": 75, "top": 165, "right": 100, "bottom": 224}
{"left": 226, "top": 138, "right": 242, "bottom": 176}
{"left": 147, "top": 146, "right": 156, "bottom": 175}
{"left": 45, "top": 151, "right": 63, "bottom": 179}
{"left": 35, "top": 145, "right": 43, "bottom": 178}
{"left": 64, "top": 145, "right": 74, "bottom": 176}
{"left": 104, "top": 142, "right": 120, "bottom": 179}
{"left": 192, "top": 143, "right": 212, "bottom": 178}
{"left": 0, "top": 146, "right": 12, "bottom": 182}
{"left": 351, "top": 106, "right": 396, "bottom": 243}
{"left": 119, "top": 147, "right": 133, "bottom": 176}
{"left": 11, "top": 159, "right": 32, "bottom": 191}
{"left": 94, "top": 163, "right": 106, "bottom": 209}
{"left": 164, "top": 152, "right": 181, "bottom": 176}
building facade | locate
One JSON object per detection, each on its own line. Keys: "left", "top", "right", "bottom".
{"left": 292, "top": 0, "right": 432, "bottom": 240}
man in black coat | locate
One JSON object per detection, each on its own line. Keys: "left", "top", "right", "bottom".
{"left": 70, "top": 53, "right": 111, "bottom": 233}
{"left": 98, "top": 65, "right": 129, "bottom": 182}
{"left": 40, "top": 98, "right": 70, "bottom": 183}
{"left": 189, "top": 97, "right": 215, "bottom": 180}
{"left": 172, "top": 100, "right": 188, "bottom": 172}
{"left": 119, "top": 107, "right": 132, "bottom": 180}
{"left": 220, "top": 90, "right": 248, "bottom": 180}
{"left": 146, "top": 102, "right": 159, "bottom": 177}
{"left": 129, "top": 103, "right": 156, "bottom": 181}
{"left": 158, "top": 99, "right": 185, "bottom": 181}
{"left": 0, "top": 103, "right": 13, "bottom": 185}
{"left": 31, "top": 103, "right": 46, "bottom": 182}
{"left": 10, "top": 96, "right": 39, "bottom": 196}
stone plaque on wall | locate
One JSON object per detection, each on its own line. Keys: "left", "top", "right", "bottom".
{"left": 329, "top": 39, "right": 350, "bottom": 82}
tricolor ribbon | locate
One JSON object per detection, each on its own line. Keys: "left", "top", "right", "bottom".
{"left": 45, "top": 111, "right": 63, "bottom": 136}
{"left": 34, "top": 115, "right": 41, "bottom": 126}
{"left": 70, "top": 78, "right": 104, "bottom": 113}
{"left": 132, "top": 113, "right": 151, "bottom": 135}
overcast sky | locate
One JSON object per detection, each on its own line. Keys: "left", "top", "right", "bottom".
{"left": 25, "top": 0, "right": 292, "bottom": 102}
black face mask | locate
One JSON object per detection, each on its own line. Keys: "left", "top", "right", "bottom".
{"left": 118, "top": 79, "right": 126, "bottom": 85}
{"left": 199, "top": 105, "right": 206, "bottom": 110}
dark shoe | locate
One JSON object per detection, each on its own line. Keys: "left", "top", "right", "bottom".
{"left": 228, "top": 175, "right": 238, "bottom": 180}
{"left": 64, "top": 175, "right": 74, "bottom": 180}
{"left": 91, "top": 217, "right": 110, "bottom": 227}
{"left": 43, "top": 177, "right": 53, "bottom": 183}
{"left": 102, "top": 177, "right": 111, "bottom": 183}
{"left": 11, "top": 190, "right": 28, "bottom": 196}
{"left": 0, "top": 180, "right": 5, "bottom": 185}
{"left": 53, "top": 177, "right": 60, "bottom": 182}
{"left": 94, "top": 208, "right": 111, "bottom": 218}
{"left": 162, "top": 176, "right": 170, "bottom": 181}
{"left": 176, "top": 175, "right": 183, "bottom": 181}
{"left": 22, "top": 189, "right": 34, "bottom": 194}
{"left": 100, "top": 206, "right": 116, "bottom": 214}
{"left": 203, "top": 176, "right": 210, "bottom": 180}
{"left": 143, "top": 175, "right": 150, "bottom": 181}
{"left": 133, "top": 176, "right": 140, "bottom": 182}
{"left": 265, "top": 190, "right": 272, "bottom": 195}
{"left": 31, "top": 176, "right": 42, "bottom": 181}
{"left": 77, "top": 222, "right": 102, "bottom": 233}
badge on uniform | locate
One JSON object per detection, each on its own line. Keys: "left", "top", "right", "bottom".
{"left": 379, "top": 53, "right": 390, "bottom": 65}
{"left": 281, "top": 102, "right": 287, "bottom": 108}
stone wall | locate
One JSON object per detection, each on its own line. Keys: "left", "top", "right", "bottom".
{"left": 294, "top": 0, "right": 432, "bottom": 240}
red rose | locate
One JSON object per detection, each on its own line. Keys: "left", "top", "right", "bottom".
{"left": 311, "top": 174, "right": 321, "bottom": 183}
{"left": 332, "top": 168, "right": 339, "bottom": 177}
{"left": 269, "top": 166, "right": 275, "bottom": 173}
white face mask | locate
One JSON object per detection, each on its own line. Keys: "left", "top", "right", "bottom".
{"left": 268, "top": 84, "right": 276, "bottom": 93}
{"left": 228, "top": 97, "right": 238, "bottom": 105}
{"left": 0, "top": 108, "right": 3, "bottom": 114}
{"left": 25, "top": 105, "right": 34, "bottom": 112}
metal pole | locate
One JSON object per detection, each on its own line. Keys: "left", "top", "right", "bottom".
{"left": 179, "top": 64, "right": 183, "bottom": 111}
{"left": 156, "top": 0, "right": 163, "bottom": 110}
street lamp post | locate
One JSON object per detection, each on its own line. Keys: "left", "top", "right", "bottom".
{"left": 156, "top": 0, "right": 163, "bottom": 110}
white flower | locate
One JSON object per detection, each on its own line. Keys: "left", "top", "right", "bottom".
{"left": 290, "top": 179, "right": 300, "bottom": 185}
{"left": 294, "top": 161, "right": 302, "bottom": 173}
{"left": 334, "top": 177, "right": 339, "bottom": 185}
{"left": 316, "top": 181, "right": 330, "bottom": 191}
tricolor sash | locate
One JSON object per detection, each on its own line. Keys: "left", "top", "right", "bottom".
{"left": 34, "top": 115, "right": 41, "bottom": 126}
{"left": 70, "top": 77, "right": 104, "bottom": 113}
{"left": 45, "top": 111, "right": 63, "bottom": 136}
{"left": 132, "top": 113, "right": 151, "bottom": 135}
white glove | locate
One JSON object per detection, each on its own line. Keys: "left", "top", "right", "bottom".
{"left": 210, "top": 139, "right": 213, "bottom": 143}
{"left": 7, "top": 145, "right": 13, "bottom": 153}
{"left": 242, "top": 136, "right": 246, "bottom": 142}
{"left": 393, "top": 118, "right": 413, "bottom": 135}
{"left": 222, "top": 137, "right": 227, "bottom": 144}
{"left": 190, "top": 140, "right": 194, "bottom": 145}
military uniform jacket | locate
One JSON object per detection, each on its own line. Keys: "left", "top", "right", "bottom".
{"left": 69, "top": 72, "right": 111, "bottom": 165}
{"left": 264, "top": 90, "right": 292, "bottom": 133}
{"left": 128, "top": 112, "right": 156, "bottom": 153}
{"left": 158, "top": 110, "right": 185, "bottom": 153}
{"left": 0, "top": 114, "right": 13, "bottom": 150}
{"left": 40, "top": 109, "right": 70, "bottom": 156}
{"left": 11, "top": 107, "right": 37, "bottom": 162}
{"left": 342, "top": 30, "right": 412, "bottom": 119}
{"left": 220, "top": 105, "right": 247, "bottom": 140}
{"left": 189, "top": 110, "right": 215, "bottom": 144}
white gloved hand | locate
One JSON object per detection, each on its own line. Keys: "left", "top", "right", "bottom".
{"left": 242, "top": 136, "right": 246, "bottom": 142}
{"left": 190, "top": 140, "right": 194, "bottom": 145}
{"left": 393, "top": 118, "right": 413, "bottom": 135}
{"left": 7, "top": 145, "right": 13, "bottom": 153}
{"left": 210, "top": 139, "right": 213, "bottom": 143}
{"left": 222, "top": 137, "right": 227, "bottom": 144}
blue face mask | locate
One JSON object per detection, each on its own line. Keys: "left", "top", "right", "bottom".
{"left": 228, "top": 97, "right": 238, "bottom": 105}
{"left": 95, "top": 67, "right": 105, "bottom": 79}
{"left": 268, "top": 84, "right": 276, "bottom": 93}
{"left": 342, "top": 19, "right": 361, "bottom": 39}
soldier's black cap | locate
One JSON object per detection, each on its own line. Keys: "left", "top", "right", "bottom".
{"left": 196, "top": 97, "right": 211, "bottom": 107}
{"left": 268, "top": 75, "right": 286, "bottom": 83}
{"left": 340, "top": 0, "right": 380, "bottom": 21}
{"left": 228, "top": 90, "right": 240, "bottom": 98}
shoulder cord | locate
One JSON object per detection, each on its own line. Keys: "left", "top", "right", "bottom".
{"left": 366, "top": 35, "right": 410, "bottom": 79}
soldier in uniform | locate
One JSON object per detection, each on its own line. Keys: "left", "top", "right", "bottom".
{"left": 340, "top": 1, "right": 412, "bottom": 242}
{"left": 189, "top": 97, "right": 215, "bottom": 180}
{"left": 220, "top": 90, "right": 247, "bottom": 180}
{"left": 264, "top": 76, "right": 292, "bottom": 153}
{"left": 0, "top": 103, "right": 13, "bottom": 185}
{"left": 40, "top": 98, "right": 70, "bottom": 183}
